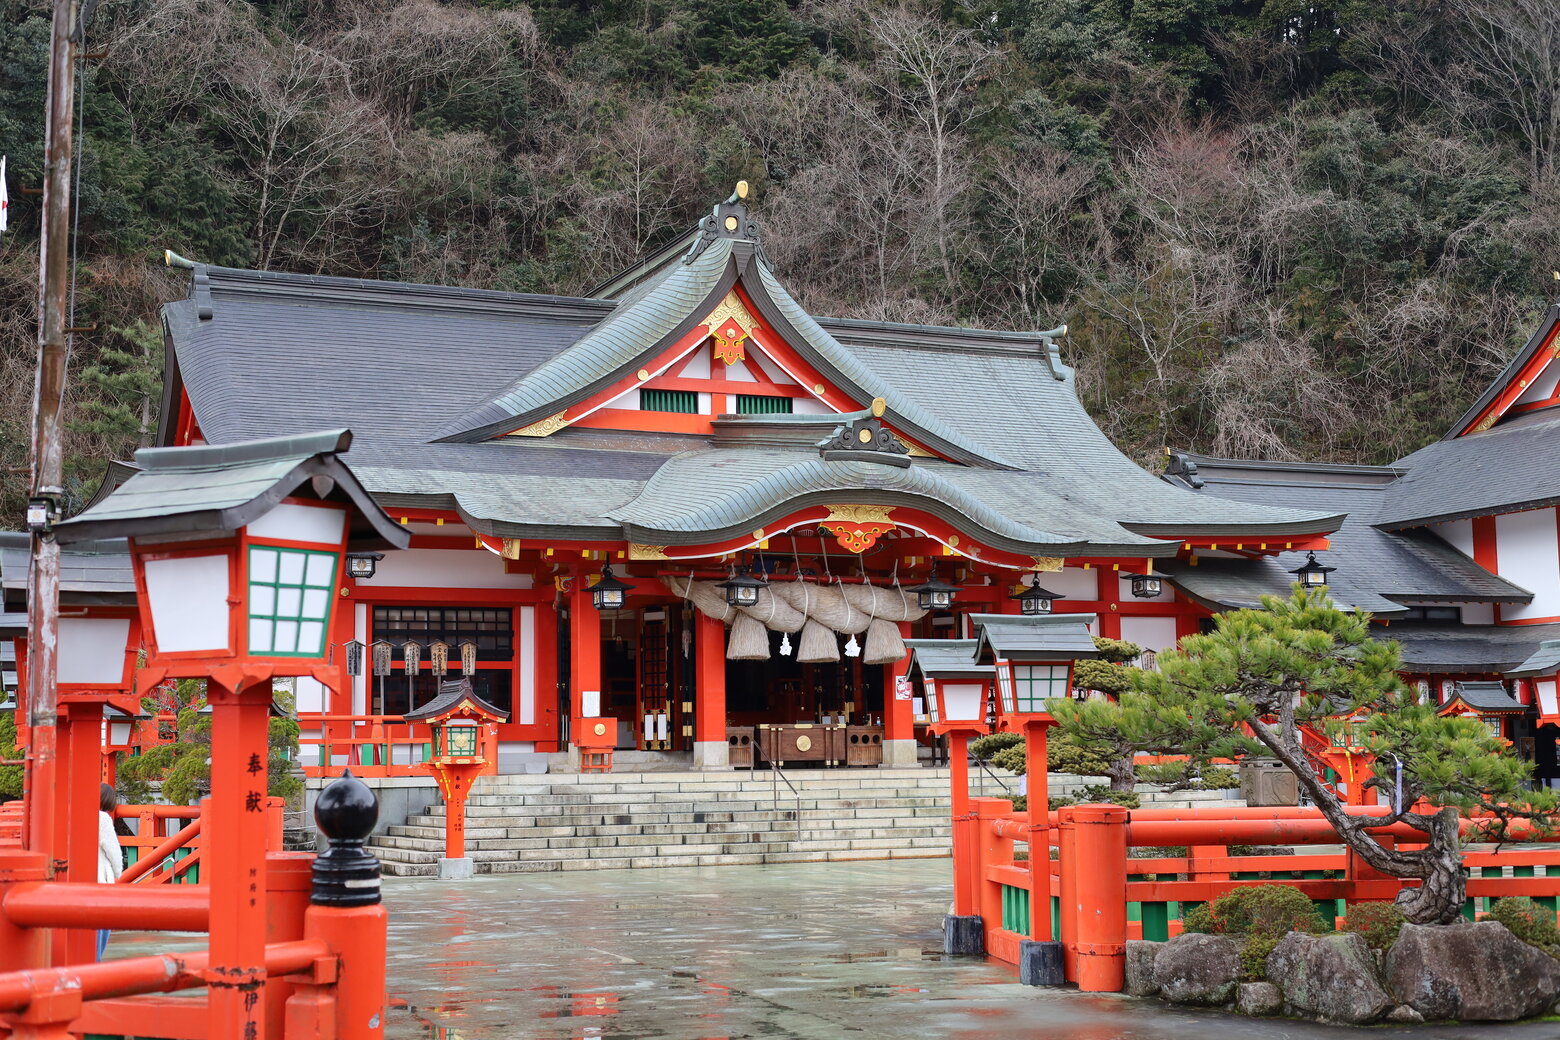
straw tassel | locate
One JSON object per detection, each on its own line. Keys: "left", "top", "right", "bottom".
{"left": 727, "top": 613, "right": 771, "bottom": 660}
{"left": 797, "top": 619, "right": 840, "bottom": 662}
{"left": 863, "top": 617, "right": 906, "bottom": 665}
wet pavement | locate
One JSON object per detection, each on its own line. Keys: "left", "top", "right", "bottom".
{"left": 380, "top": 859, "right": 1560, "bottom": 1040}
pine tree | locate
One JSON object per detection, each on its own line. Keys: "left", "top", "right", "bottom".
{"left": 1113, "top": 587, "right": 1559, "bottom": 924}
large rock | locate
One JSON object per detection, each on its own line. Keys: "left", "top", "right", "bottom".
{"left": 1267, "top": 932, "right": 1393, "bottom": 1024}
{"left": 1155, "top": 933, "right": 1240, "bottom": 1006}
{"left": 1124, "top": 940, "right": 1161, "bottom": 996}
{"left": 1237, "top": 981, "right": 1283, "bottom": 1016}
{"left": 1386, "top": 921, "right": 1560, "bottom": 1021}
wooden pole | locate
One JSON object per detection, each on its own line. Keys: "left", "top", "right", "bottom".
{"left": 1025, "top": 719, "right": 1052, "bottom": 942}
{"left": 26, "top": 0, "right": 78, "bottom": 873}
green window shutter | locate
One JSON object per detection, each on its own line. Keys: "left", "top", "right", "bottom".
{"left": 640, "top": 389, "right": 699, "bottom": 413}
{"left": 735, "top": 394, "right": 793, "bottom": 415}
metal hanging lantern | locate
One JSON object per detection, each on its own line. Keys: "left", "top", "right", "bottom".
{"left": 908, "top": 563, "right": 960, "bottom": 611}
{"left": 1013, "top": 576, "right": 1062, "bottom": 617}
{"left": 717, "top": 564, "right": 768, "bottom": 608}
{"left": 345, "top": 551, "right": 384, "bottom": 580}
{"left": 1129, "top": 573, "right": 1163, "bottom": 599}
{"left": 590, "top": 563, "right": 634, "bottom": 611}
{"left": 429, "top": 640, "right": 449, "bottom": 679}
{"left": 459, "top": 640, "right": 478, "bottom": 676}
{"left": 371, "top": 639, "right": 394, "bottom": 677}
{"left": 1289, "top": 551, "right": 1336, "bottom": 589}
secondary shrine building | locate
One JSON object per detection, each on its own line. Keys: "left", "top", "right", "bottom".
{"left": 129, "top": 185, "right": 1560, "bottom": 775}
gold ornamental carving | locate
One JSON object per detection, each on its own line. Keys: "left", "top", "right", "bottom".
{"left": 500, "top": 539, "right": 524, "bottom": 560}
{"left": 628, "top": 544, "right": 669, "bottom": 560}
{"left": 1470, "top": 411, "right": 1499, "bottom": 434}
{"left": 510, "top": 410, "right": 569, "bottom": 438}
{"left": 794, "top": 734, "right": 813, "bottom": 752}
{"left": 821, "top": 505, "right": 896, "bottom": 554}
{"left": 702, "top": 290, "right": 760, "bottom": 366}
{"left": 1030, "top": 556, "right": 1065, "bottom": 572}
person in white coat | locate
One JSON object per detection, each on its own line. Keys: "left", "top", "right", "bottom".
{"left": 97, "top": 783, "right": 123, "bottom": 959}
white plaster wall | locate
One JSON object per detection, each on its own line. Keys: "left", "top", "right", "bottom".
{"left": 1516, "top": 362, "right": 1560, "bottom": 406}
{"left": 295, "top": 676, "right": 328, "bottom": 713}
{"left": 1040, "top": 567, "right": 1099, "bottom": 600}
{"left": 1496, "top": 507, "right": 1560, "bottom": 620}
{"left": 1434, "top": 519, "right": 1475, "bottom": 560}
{"left": 352, "top": 602, "right": 367, "bottom": 714}
{"left": 726, "top": 357, "right": 758, "bottom": 382}
{"left": 1119, "top": 616, "right": 1179, "bottom": 652}
{"left": 519, "top": 605, "right": 536, "bottom": 725}
{"left": 746, "top": 348, "right": 797, "bottom": 385}
{"left": 360, "top": 548, "right": 533, "bottom": 590}
{"left": 792, "top": 397, "right": 831, "bottom": 415}
{"left": 682, "top": 347, "right": 711, "bottom": 379}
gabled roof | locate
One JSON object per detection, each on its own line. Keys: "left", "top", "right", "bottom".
{"left": 0, "top": 531, "right": 136, "bottom": 608}
{"left": 1445, "top": 302, "right": 1560, "bottom": 439}
{"left": 972, "top": 613, "right": 1100, "bottom": 661}
{"left": 402, "top": 677, "right": 509, "bottom": 723}
{"left": 1161, "top": 453, "right": 1531, "bottom": 613}
{"left": 1376, "top": 412, "right": 1560, "bottom": 528}
{"left": 1375, "top": 621, "right": 1560, "bottom": 674}
{"left": 158, "top": 194, "right": 1343, "bottom": 557}
{"left": 1508, "top": 640, "right": 1560, "bottom": 679}
{"left": 905, "top": 638, "right": 991, "bottom": 680}
{"left": 56, "top": 430, "right": 410, "bottom": 551}
{"left": 1442, "top": 680, "right": 1525, "bottom": 714}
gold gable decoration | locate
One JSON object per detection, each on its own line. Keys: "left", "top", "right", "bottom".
{"left": 510, "top": 410, "right": 569, "bottom": 438}
{"left": 628, "top": 544, "right": 670, "bottom": 560}
{"left": 1030, "top": 556, "right": 1065, "bottom": 572}
{"left": 821, "top": 505, "right": 896, "bottom": 554}
{"left": 703, "top": 290, "right": 759, "bottom": 366}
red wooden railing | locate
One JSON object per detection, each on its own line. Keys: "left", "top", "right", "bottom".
{"left": 295, "top": 713, "right": 498, "bottom": 779}
{"left": 966, "top": 797, "right": 1560, "bottom": 992}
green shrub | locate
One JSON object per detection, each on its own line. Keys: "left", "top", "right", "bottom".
{"left": 1072, "top": 783, "right": 1141, "bottom": 808}
{"left": 1342, "top": 902, "right": 1405, "bottom": 951}
{"left": 0, "top": 710, "right": 21, "bottom": 801}
{"left": 1489, "top": 897, "right": 1560, "bottom": 956}
{"left": 1180, "top": 885, "right": 1328, "bottom": 980}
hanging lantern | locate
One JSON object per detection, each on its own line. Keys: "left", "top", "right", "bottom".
{"left": 371, "top": 639, "right": 394, "bottom": 677}
{"left": 1289, "top": 551, "right": 1335, "bottom": 589}
{"left": 717, "top": 564, "right": 767, "bottom": 608}
{"left": 1013, "top": 576, "right": 1063, "bottom": 617}
{"left": 908, "top": 563, "right": 959, "bottom": 611}
{"left": 429, "top": 640, "right": 449, "bottom": 679}
{"left": 459, "top": 639, "right": 478, "bottom": 676}
{"left": 590, "top": 563, "right": 634, "bottom": 611}
{"left": 1128, "top": 573, "right": 1163, "bottom": 599}
{"left": 345, "top": 551, "right": 384, "bottom": 580}
{"left": 344, "top": 639, "right": 365, "bottom": 677}
{"left": 972, "top": 613, "right": 1099, "bottom": 729}
{"left": 402, "top": 640, "right": 422, "bottom": 675}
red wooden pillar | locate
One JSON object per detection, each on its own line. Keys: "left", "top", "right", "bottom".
{"left": 51, "top": 700, "right": 102, "bottom": 966}
{"left": 205, "top": 677, "right": 274, "bottom": 1040}
{"left": 948, "top": 730, "right": 979, "bottom": 917}
{"left": 882, "top": 621, "right": 916, "bottom": 766}
{"left": 534, "top": 604, "right": 559, "bottom": 752}
{"left": 1096, "top": 569, "right": 1121, "bottom": 639}
{"left": 1069, "top": 803, "right": 1129, "bottom": 992}
{"left": 1025, "top": 719, "right": 1052, "bottom": 942}
{"left": 569, "top": 579, "right": 601, "bottom": 725}
{"left": 693, "top": 612, "right": 727, "bottom": 768}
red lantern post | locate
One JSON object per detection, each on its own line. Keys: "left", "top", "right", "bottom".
{"left": 404, "top": 678, "right": 508, "bottom": 879}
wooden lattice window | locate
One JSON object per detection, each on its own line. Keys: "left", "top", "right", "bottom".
{"left": 736, "top": 394, "right": 793, "bottom": 414}
{"left": 641, "top": 389, "right": 699, "bottom": 413}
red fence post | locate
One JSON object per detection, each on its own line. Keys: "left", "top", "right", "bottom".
{"left": 265, "top": 852, "right": 313, "bottom": 1034}
{"left": 1070, "top": 803, "right": 1129, "bottom": 992}
{"left": 1056, "top": 807, "right": 1079, "bottom": 981}
{"left": 309, "top": 772, "right": 387, "bottom": 1040}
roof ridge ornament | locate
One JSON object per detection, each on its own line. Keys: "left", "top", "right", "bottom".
{"left": 684, "top": 182, "right": 768, "bottom": 267}
{"left": 817, "top": 398, "right": 911, "bottom": 467}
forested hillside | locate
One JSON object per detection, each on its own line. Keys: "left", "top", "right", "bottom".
{"left": 2, "top": 0, "right": 1558, "bottom": 522}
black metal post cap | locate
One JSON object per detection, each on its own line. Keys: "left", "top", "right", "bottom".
{"left": 311, "top": 769, "right": 382, "bottom": 907}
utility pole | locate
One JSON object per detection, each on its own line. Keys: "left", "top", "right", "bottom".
{"left": 27, "top": 0, "right": 78, "bottom": 866}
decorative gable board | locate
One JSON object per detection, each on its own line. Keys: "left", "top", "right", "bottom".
{"left": 1456, "top": 308, "right": 1560, "bottom": 436}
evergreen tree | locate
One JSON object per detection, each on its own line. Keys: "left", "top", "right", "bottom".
{"left": 1109, "top": 587, "right": 1559, "bottom": 924}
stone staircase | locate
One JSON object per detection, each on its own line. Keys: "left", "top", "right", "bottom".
{"left": 367, "top": 768, "right": 1243, "bottom": 876}
{"left": 370, "top": 768, "right": 956, "bottom": 877}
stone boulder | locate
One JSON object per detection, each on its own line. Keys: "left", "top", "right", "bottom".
{"left": 1386, "top": 921, "right": 1560, "bottom": 1021}
{"left": 1155, "top": 933, "right": 1240, "bottom": 1006}
{"left": 1267, "top": 932, "right": 1393, "bottom": 1024}
{"left": 1237, "top": 981, "right": 1283, "bottom": 1017}
{"left": 1124, "top": 940, "right": 1161, "bottom": 996}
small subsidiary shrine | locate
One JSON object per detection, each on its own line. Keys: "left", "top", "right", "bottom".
{"left": 139, "top": 187, "right": 1341, "bottom": 770}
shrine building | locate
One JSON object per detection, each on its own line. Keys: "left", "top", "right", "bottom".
{"left": 133, "top": 186, "right": 1342, "bottom": 771}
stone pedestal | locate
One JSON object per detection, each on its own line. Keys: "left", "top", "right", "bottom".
{"left": 881, "top": 739, "right": 919, "bottom": 768}
{"left": 944, "top": 914, "right": 985, "bottom": 956}
{"left": 438, "top": 857, "right": 474, "bottom": 880}
{"left": 692, "top": 740, "right": 730, "bottom": 770}
{"left": 1019, "top": 940, "right": 1066, "bottom": 986}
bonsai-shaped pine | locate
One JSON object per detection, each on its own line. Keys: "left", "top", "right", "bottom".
{"left": 1118, "top": 587, "right": 1557, "bottom": 925}
{"left": 971, "top": 636, "right": 1234, "bottom": 803}
{"left": 119, "top": 677, "right": 303, "bottom": 808}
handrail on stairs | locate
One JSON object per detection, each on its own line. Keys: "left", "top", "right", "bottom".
{"left": 755, "top": 746, "right": 803, "bottom": 831}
